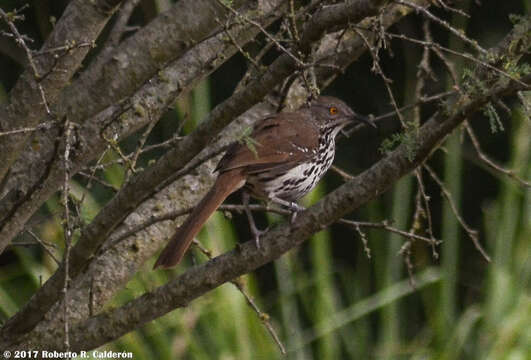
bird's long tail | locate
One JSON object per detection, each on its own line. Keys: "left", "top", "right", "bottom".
{"left": 153, "top": 170, "right": 245, "bottom": 269}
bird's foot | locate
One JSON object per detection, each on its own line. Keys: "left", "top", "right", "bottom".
{"left": 243, "top": 191, "right": 269, "bottom": 249}
{"left": 269, "top": 196, "right": 305, "bottom": 224}
{"left": 250, "top": 224, "right": 270, "bottom": 249}
{"left": 289, "top": 203, "right": 305, "bottom": 224}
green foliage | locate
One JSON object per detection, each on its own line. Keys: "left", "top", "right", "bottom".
{"left": 461, "top": 67, "right": 489, "bottom": 96}
{"left": 379, "top": 133, "right": 403, "bottom": 154}
{"left": 483, "top": 102, "right": 505, "bottom": 133}
{"left": 378, "top": 120, "right": 419, "bottom": 162}
{"left": 2, "top": 1, "right": 529, "bottom": 359}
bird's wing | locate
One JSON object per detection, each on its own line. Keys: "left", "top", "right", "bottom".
{"left": 215, "top": 112, "right": 319, "bottom": 174}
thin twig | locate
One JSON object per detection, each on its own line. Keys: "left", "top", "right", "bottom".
{"left": 464, "top": 121, "right": 530, "bottom": 187}
{"left": 354, "top": 27, "right": 406, "bottom": 128}
{"left": 0, "top": 120, "right": 59, "bottom": 137}
{"left": 191, "top": 239, "right": 286, "bottom": 354}
{"left": 125, "top": 110, "right": 158, "bottom": 183}
{"left": 0, "top": 7, "right": 50, "bottom": 113}
{"left": 339, "top": 218, "right": 441, "bottom": 246}
{"left": 288, "top": 0, "right": 300, "bottom": 43}
{"left": 414, "top": 168, "right": 439, "bottom": 260}
{"left": 344, "top": 90, "right": 456, "bottom": 137}
{"left": 24, "top": 230, "right": 60, "bottom": 265}
{"left": 32, "top": 41, "right": 95, "bottom": 56}
{"left": 220, "top": 18, "right": 261, "bottom": 70}
{"left": 106, "top": 203, "right": 440, "bottom": 256}
{"left": 353, "top": 223, "right": 371, "bottom": 258}
{"left": 330, "top": 165, "right": 354, "bottom": 181}
{"left": 394, "top": 0, "right": 487, "bottom": 55}
{"left": 422, "top": 20, "right": 460, "bottom": 90}
{"left": 435, "top": 0, "right": 471, "bottom": 18}
{"left": 78, "top": 171, "right": 119, "bottom": 191}
{"left": 423, "top": 164, "right": 491, "bottom": 262}
{"left": 385, "top": 31, "right": 530, "bottom": 89}
{"left": 215, "top": 0, "right": 305, "bottom": 67}
{"left": 103, "top": 133, "right": 136, "bottom": 177}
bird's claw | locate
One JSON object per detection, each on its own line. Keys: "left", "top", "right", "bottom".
{"left": 251, "top": 226, "right": 269, "bottom": 249}
{"left": 287, "top": 202, "right": 305, "bottom": 224}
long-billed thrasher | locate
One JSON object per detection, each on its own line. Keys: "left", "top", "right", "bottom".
{"left": 154, "top": 96, "right": 375, "bottom": 269}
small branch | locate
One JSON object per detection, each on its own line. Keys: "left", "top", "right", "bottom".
{"left": 288, "top": 0, "right": 300, "bottom": 43}
{"left": 215, "top": 0, "right": 306, "bottom": 68}
{"left": 423, "top": 164, "right": 491, "bottom": 262}
{"left": 330, "top": 165, "right": 354, "bottom": 181}
{"left": 0, "top": 120, "right": 59, "bottom": 137}
{"left": 97, "top": 0, "right": 142, "bottom": 60}
{"left": 125, "top": 110, "right": 158, "bottom": 183}
{"left": 344, "top": 90, "right": 456, "bottom": 137}
{"left": 385, "top": 31, "right": 529, "bottom": 89}
{"left": 33, "top": 41, "right": 95, "bottom": 57}
{"left": 220, "top": 18, "right": 261, "bottom": 70}
{"left": 191, "top": 240, "right": 286, "bottom": 354}
{"left": 0, "top": 7, "right": 50, "bottom": 114}
{"left": 24, "top": 230, "right": 60, "bottom": 265}
{"left": 354, "top": 27, "right": 406, "bottom": 128}
{"left": 339, "top": 218, "right": 441, "bottom": 246}
{"left": 434, "top": 0, "right": 471, "bottom": 18}
{"left": 394, "top": 0, "right": 487, "bottom": 55}
{"left": 77, "top": 172, "right": 119, "bottom": 192}
{"left": 422, "top": 20, "right": 460, "bottom": 90}
{"left": 103, "top": 133, "right": 136, "bottom": 178}
{"left": 353, "top": 222, "right": 371, "bottom": 258}
{"left": 415, "top": 169, "right": 434, "bottom": 238}
{"left": 464, "top": 121, "right": 530, "bottom": 188}
{"left": 106, "top": 203, "right": 440, "bottom": 258}
{"left": 9, "top": 69, "right": 528, "bottom": 351}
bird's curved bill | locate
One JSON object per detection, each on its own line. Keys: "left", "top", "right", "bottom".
{"left": 351, "top": 113, "right": 377, "bottom": 128}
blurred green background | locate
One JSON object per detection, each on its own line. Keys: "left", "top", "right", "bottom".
{"left": 0, "top": 0, "right": 529, "bottom": 359}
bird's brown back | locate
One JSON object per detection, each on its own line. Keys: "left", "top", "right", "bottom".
{"left": 215, "top": 111, "right": 320, "bottom": 176}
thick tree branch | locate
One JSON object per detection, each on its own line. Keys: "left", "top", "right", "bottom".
{"left": 53, "top": 0, "right": 244, "bottom": 126}
{"left": 20, "top": 71, "right": 530, "bottom": 352}
{"left": 0, "top": 0, "right": 123, "bottom": 182}
{"left": 0, "top": 0, "right": 262, "bottom": 214}
{"left": 3, "top": 0, "right": 384, "bottom": 342}
{"left": 0, "top": 0, "right": 285, "bottom": 253}
{"left": 4, "top": 0, "right": 524, "bottom": 348}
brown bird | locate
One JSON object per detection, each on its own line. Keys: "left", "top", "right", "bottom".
{"left": 153, "top": 96, "right": 375, "bottom": 269}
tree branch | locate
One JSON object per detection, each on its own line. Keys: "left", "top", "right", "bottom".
{"left": 4, "top": 8, "right": 529, "bottom": 348}
{"left": 21, "top": 70, "right": 531, "bottom": 352}
{"left": 0, "top": 0, "right": 123, "bottom": 182}
{"left": 0, "top": 0, "right": 285, "bottom": 253}
{"left": 0, "top": 1, "right": 430, "bottom": 348}
{"left": 0, "top": 0, "right": 387, "bottom": 344}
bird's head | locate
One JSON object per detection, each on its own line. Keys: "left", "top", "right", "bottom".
{"left": 308, "top": 96, "right": 376, "bottom": 132}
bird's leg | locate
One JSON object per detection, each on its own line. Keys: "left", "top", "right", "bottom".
{"left": 243, "top": 192, "right": 268, "bottom": 248}
{"left": 268, "top": 195, "right": 305, "bottom": 224}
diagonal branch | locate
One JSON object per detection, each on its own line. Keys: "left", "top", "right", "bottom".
{"left": 0, "top": 0, "right": 387, "bottom": 345}
{"left": 0, "top": 0, "right": 286, "bottom": 254}
{"left": 0, "top": 0, "right": 123, "bottom": 182}
{"left": 28, "top": 71, "right": 531, "bottom": 352}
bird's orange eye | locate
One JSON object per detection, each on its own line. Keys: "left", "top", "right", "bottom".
{"left": 329, "top": 107, "right": 338, "bottom": 115}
